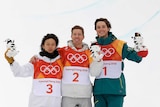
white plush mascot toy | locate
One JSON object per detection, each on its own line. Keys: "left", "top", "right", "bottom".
{"left": 5, "top": 38, "right": 19, "bottom": 58}
{"left": 89, "top": 44, "right": 104, "bottom": 77}
{"left": 132, "top": 32, "right": 148, "bottom": 57}
{"left": 90, "top": 45, "right": 104, "bottom": 61}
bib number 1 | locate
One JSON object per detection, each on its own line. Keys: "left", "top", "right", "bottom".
{"left": 103, "top": 67, "right": 107, "bottom": 76}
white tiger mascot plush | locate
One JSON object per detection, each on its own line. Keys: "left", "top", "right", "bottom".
{"left": 132, "top": 33, "right": 148, "bottom": 57}
{"left": 5, "top": 38, "right": 19, "bottom": 58}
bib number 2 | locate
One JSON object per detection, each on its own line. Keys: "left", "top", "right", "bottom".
{"left": 73, "top": 72, "right": 79, "bottom": 82}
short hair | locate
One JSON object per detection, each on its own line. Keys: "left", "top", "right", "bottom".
{"left": 40, "top": 33, "right": 59, "bottom": 51}
{"left": 94, "top": 18, "right": 111, "bottom": 30}
{"left": 71, "top": 25, "right": 84, "bottom": 35}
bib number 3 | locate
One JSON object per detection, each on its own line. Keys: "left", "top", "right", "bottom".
{"left": 46, "top": 84, "right": 53, "bottom": 94}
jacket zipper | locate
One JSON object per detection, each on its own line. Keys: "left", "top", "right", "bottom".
{"left": 119, "top": 78, "right": 123, "bottom": 89}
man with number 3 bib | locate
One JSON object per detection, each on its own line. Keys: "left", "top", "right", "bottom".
{"left": 4, "top": 34, "right": 63, "bottom": 107}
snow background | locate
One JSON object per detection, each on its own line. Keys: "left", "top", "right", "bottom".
{"left": 0, "top": 0, "right": 160, "bottom": 107}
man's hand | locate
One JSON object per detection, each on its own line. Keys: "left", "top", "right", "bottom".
{"left": 137, "top": 50, "right": 148, "bottom": 58}
{"left": 4, "top": 49, "right": 14, "bottom": 64}
{"left": 29, "top": 55, "right": 38, "bottom": 64}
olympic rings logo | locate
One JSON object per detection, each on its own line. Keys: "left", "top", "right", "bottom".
{"left": 40, "top": 65, "right": 60, "bottom": 75}
{"left": 67, "top": 53, "right": 88, "bottom": 63}
{"left": 101, "top": 48, "right": 115, "bottom": 57}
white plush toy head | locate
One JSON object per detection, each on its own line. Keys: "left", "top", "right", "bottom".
{"left": 90, "top": 45, "right": 101, "bottom": 53}
{"left": 132, "top": 33, "right": 143, "bottom": 45}
{"left": 132, "top": 32, "right": 147, "bottom": 52}
{"left": 90, "top": 45, "right": 104, "bottom": 61}
{"left": 5, "top": 38, "right": 16, "bottom": 50}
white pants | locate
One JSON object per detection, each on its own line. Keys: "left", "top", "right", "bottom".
{"left": 28, "top": 93, "right": 62, "bottom": 107}
{"left": 62, "top": 96, "right": 92, "bottom": 107}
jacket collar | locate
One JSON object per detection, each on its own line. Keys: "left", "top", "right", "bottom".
{"left": 67, "top": 40, "right": 89, "bottom": 52}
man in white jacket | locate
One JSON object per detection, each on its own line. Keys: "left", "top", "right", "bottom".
{"left": 4, "top": 34, "right": 63, "bottom": 107}
{"left": 58, "top": 25, "right": 103, "bottom": 107}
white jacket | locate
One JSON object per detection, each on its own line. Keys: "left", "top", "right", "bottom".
{"left": 10, "top": 55, "right": 62, "bottom": 107}
{"left": 61, "top": 40, "right": 103, "bottom": 98}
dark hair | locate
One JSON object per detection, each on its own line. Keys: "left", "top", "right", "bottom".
{"left": 71, "top": 25, "right": 84, "bottom": 35}
{"left": 40, "top": 33, "right": 59, "bottom": 51}
{"left": 94, "top": 18, "right": 111, "bottom": 30}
